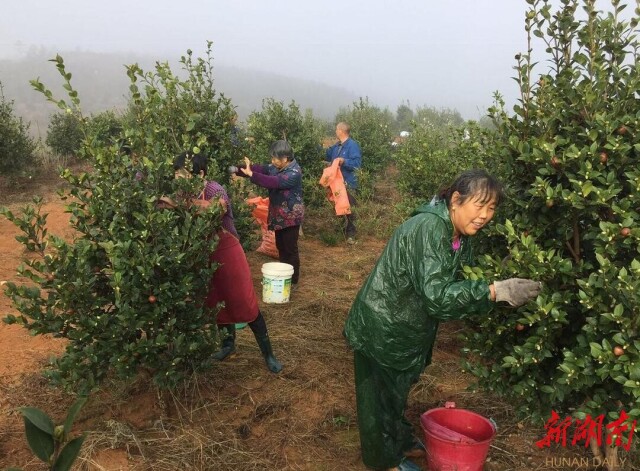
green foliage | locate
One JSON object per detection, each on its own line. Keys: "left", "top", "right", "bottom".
{"left": 319, "top": 230, "right": 341, "bottom": 246}
{"left": 461, "top": 0, "right": 640, "bottom": 438}
{"left": 414, "top": 105, "right": 464, "bottom": 128}
{"left": 45, "top": 111, "right": 84, "bottom": 158}
{"left": 247, "top": 98, "right": 326, "bottom": 209}
{"left": 335, "top": 97, "right": 394, "bottom": 175}
{"left": 246, "top": 98, "right": 326, "bottom": 172}
{"left": 227, "top": 179, "right": 260, "bottom": 252}
{"left": 122, "top": 41, "right": 237, "bottom": 182}
{"left": 3, "top": 50, "right": 230, "bottom": 393}
{"left": 33, "top": 55, "right": 87, "bottom": 159}
{"left": 395, "top": 102, "right": 414, "bottom": 133}
{"left": 393, "top": 102, "right": 464, "bottom": 135}
{"left": 117, "top": 42, "right": 255, "bottom": 242}
{"left": 87, "top": 110, "right": 123, "bottom": 148}
{"left": 395, "top": 121, "right": 502, "bottom": 202}
{"left": 0, "top": 82, "right": 37, "bottom": 174}
{"left": 11, "top": 397, "right": 87, "bottom": 471}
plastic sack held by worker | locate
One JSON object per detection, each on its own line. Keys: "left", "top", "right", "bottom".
{"left": 246, "top": 196, "right": 279, "bottom": 258}
{"left": 319, "top": 159, "right": 351, "bottom": 216}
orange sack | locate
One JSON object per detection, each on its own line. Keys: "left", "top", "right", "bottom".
{"left": 319, "top": 159, "right": 351, "bottom": 216}
{"left": 246, "top": 196, "right": 279, "bottom": 259}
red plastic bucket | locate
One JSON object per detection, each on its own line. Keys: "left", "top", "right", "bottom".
{"left": 420, "top": 404, "right": 495, "bottom": 471}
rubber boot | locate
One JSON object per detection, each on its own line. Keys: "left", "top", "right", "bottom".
{"left": 397, "top": 457, "right": 421, "bottom": 471}
{"left": 213, "top": 324, "right": 236, "bottom": 361}
{"left": 254, "top": 333, "right": 283, "bottom": 373}
{"left": 403, "top": 436, "right": 426, "bottom": 458}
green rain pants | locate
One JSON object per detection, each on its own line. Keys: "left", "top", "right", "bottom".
{"left": 354, "top": 350, "right": 423, "bottom": 469}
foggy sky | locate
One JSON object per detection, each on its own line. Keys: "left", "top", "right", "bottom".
{"left": 0, "top": 0, "right": 600, "bottom": 119}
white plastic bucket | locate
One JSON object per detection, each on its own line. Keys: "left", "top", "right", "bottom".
{"left": 261, "top": 262, "right": 294, "bottom": 304}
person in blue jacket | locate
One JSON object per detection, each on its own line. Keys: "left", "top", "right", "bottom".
{"left": 325, "top": 122, "right": 362, "bottom": 244}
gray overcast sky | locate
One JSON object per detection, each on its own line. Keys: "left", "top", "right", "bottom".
{"left": 1, "top": 0, "right": 570, "bottom": 118}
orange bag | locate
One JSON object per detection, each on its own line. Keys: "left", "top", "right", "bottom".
{"left": 246, "top": 196, "right": 279, "bottom": 259}
{"left": 319, "top": 160, "right": 351, "bottom": 216}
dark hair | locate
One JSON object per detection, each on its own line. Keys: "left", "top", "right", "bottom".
{"left": 439, "top": 169, "right": 504, "bottom": 206}
{"left": 173, "top": 151, "right": 208, "bottom": 176}
{"left": 118, "top": 139, "right": 132, "bottom": 156}
{"left": 269, "top": 140, "right": 293, "bottom": 161}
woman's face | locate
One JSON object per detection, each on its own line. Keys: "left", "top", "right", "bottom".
{"left": 271, "top": 156, "right": 289, "bottom": 170}
{"left": 174, "top": 168, "right": 204, "bottom": 179}
{"left": 450, "top": 191, "right": 497, "bottom": 236}
{"left": 174, "top": 168, "right": 192, "bottom": 180}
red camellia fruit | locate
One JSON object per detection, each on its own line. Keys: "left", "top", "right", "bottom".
{"left": 148, "top": 295, "right": 157, "bottom": 304}
{"left": 550, "top": 156, "right": 560, "bottom": 168}
{"left": 599, "top": 152, "right": 608, "bottom": 164}
{"left": 621, "top": 227, "right": 631, "bottom": 237}
{"left": 617, "top": 125, "right": 628, "bottom": 135}
{"left": 516, "top": 324, "right": 525, "bottom": 331}
{"left": 546, "top": 199, "right": 555, "bottom": 208}
{"left": 613, "top": 346, "right": 624, "bottom": 357}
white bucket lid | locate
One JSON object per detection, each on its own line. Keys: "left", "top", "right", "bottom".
{"left": 262, "top": 262, "right": 294, "bottom": 277}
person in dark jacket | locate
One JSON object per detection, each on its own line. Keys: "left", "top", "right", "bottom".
{"left": 325, "top": 122, "right": 362, "bottom": 244}
{"left": 240, "top": 140, "right": 304, "bottom": 284}
{"left": 164, "top": 152, "right": 283, "bottom": 373}
{"left": 343, "top": 169, "right": 542, "bottom": 471}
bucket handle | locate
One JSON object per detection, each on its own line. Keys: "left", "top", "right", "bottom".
{"left": 443, "top": 401, "right": 498, "bottom": 432}
{"left": 489, "top": 417, "right": 498, "bottom": 432}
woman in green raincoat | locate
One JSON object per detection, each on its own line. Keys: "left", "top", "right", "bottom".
{"left": 344, "top": 169, "right": 542, "bottom": 471}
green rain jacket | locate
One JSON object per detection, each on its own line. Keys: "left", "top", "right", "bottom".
{"left": 344, "top": 200, "right": 493, "bottom": 372}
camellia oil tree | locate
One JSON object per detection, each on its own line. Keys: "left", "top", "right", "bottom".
{"left": 1, "top": 48, "right": 237, "bottom": 394}
{"left": 246, "top": 98, "right": 327, "bottom": 208}
{"left": 395, "top": 120, "right": 502, "bottom": 204}
{"left": 122, "top": 41, "right": 238, "bottom": 181}
{"left": 0, "top": 81, "right": 37, "bottom": 175}
{"left": 335, "top": 97, "right": 394, "bottom": 175}
{"left": 246, "top": 98, "right": 326, "bottom": 171}
{"left": 461, "top": 0, "right": 640, "bottom": 467}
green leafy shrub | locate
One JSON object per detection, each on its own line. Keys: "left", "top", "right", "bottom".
{"left": 121, "top": 41, "right": 237, "bottom": 182}
{"left": 395, "top": 121, "right": 501, "bottom": 202}
{"left": 247, "top": 98, "right": 326, "bottom": 208}
{"left": 87, "top": 109, "right": 123, "bottom": 148}
{"left": 413, "top": 105, "right": 464, "bottom": 128}
{"left": 247, "top": 98, "right": 325, "bottom": 171}
{"left": 119, "top": 43, "right": 258, "bottom": 241}
{"left": 227, "top": 178, "right": 260, "bottom": 252}
{"left": 335, "top": 97, "right": 394, "bottom": 175}
{"left": 461, "top": 0, "right": 640, "bottom": 461}
{"left": 394, "top": 102, "right": 414, "bottom": 133}
{"left": 2, "top": 51, "right": 231, "bottom": 393}
{"left": 45, "top": 111, "right": 84, "bottom": 158}
{"left": 0, "top": 83, "right": 37, "bottom": 175}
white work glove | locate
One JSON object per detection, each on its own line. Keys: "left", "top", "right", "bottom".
{"left": 494, "top": 278, "right": 542, "bottom": 307}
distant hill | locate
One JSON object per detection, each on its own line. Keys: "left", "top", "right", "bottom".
{"left": 0, "top": 50, "right": 358, "bottom": 138}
